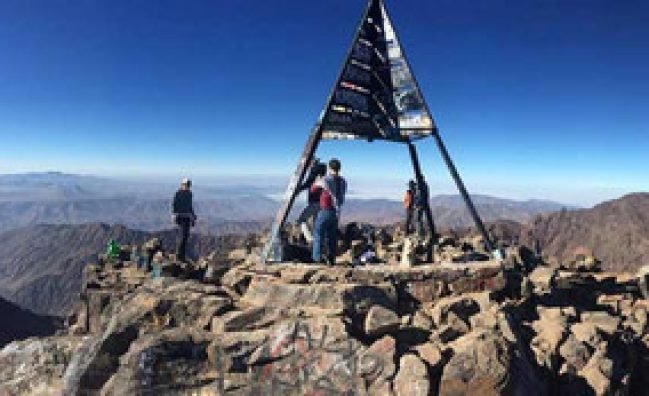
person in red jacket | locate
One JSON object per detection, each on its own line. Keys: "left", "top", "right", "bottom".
{"left": 297, "top": 160, "right": 327, "bottom": 242}
{"left": 312, "top": 158, "right": 347, "bottom": 265}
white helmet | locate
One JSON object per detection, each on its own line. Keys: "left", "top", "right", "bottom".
{"left": 181, "top": 178, "right": 192, "bottom": 187}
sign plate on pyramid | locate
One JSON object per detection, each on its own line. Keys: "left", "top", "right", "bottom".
{"left": 319, "top": 0, "right": 435, "bottom": 142}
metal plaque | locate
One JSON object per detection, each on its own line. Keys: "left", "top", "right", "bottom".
{"left": 319, "top": 0, "right": 435, "bottom": 142}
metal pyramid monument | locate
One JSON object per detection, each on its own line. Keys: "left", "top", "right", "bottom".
{"left": 319, "top": 0, "right": 434, "bottom": 142}
{"left": 262, "top": 0, "right": 495, "bottom": 263}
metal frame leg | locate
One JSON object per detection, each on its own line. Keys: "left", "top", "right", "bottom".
{"left": 407, "top": 141, "right": 436, "bottom": 262}
{"left": 261, "top": 129, "right": 322, "bottom": 263}
{"left": 431, "top": 129, "right": 495, "bottom": 252}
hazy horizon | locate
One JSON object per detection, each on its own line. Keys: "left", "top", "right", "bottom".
{"left": 0, "top": 169, "right": 641, "bottom": 208}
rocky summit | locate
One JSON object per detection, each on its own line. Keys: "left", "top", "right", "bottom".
{"left": 1, "top": 229, "right": 649, "bottom": 396}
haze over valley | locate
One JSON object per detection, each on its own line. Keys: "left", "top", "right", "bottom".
{"left": 0, "top": 172, "right": 572, "bottom": 234}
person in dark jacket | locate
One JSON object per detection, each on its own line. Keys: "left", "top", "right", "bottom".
{"left": 171, "top": 178, "right": 196, "bottom": 262}
{"left": 312, "top": 158, "right": 347, "bottom": 265}
{"left": 403, "top": 179, "right": 416, "bottom": 235}
{"left": 414, "top": 177, "right": 435, "bottom": 238}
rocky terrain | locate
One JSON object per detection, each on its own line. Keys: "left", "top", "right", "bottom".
{"left": 2, "top": 192, "right": 647, "bottom": 320}
{"left": 1, "top": 229, "right": 648, "bottom": 396}
{"left": 0, "top": 223, "right": 253, "bottom": 316}
{"left": 0, "top": 296, "right": 60, "bottom": 348}
{"left": 521, "top": 193, "right": 649, "bottom": 272}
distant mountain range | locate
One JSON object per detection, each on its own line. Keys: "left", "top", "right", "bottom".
{"left": 0, "top": 172, "right": 573, "bottom": 233}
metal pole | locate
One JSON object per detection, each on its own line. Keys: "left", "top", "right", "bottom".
{"left": 261, "top": 129, "right": 321, "bottom": 263}
{"left": 431, "top": 129, "right": 495, "bottom": 252}
{"left": 407, "top": 140, "right": 436, "bottom": 241}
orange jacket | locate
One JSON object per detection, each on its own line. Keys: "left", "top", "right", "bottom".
{"left": 403, "top": 190, "right": 413, "bottom": 210}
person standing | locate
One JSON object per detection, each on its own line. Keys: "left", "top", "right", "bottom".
{"left": 312, "top": 159, "right": 347, "bottom": 265}
{"left": 403, "top": 179, "right": 416, "bottom": 235}
{"left": 414, "top": 176, "right": 435, "bottom": 238}
{"left": 297, "top": 159, "right": 327, "bottom": 242}
{"left": 171, "top": 178, "right": 196, "bottom": 263}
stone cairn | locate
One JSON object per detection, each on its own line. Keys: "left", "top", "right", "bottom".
{"left": 1, "top": 225, "right": 648, "bottom": 396}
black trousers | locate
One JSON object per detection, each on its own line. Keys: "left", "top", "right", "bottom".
{"left": 176, "top": 217, "right": 191, "bottom": 262}
{"left": 415, "top": 205, "right": 436, "bottom": 238}
{"left": 405, "top": 208, "right": 414, "bottom": 235}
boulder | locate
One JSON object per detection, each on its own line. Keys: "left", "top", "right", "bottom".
{"left": 394, "top": 354, "right": 429, "bottom": 396}
{"left": 440, "top": 330, "right": 511, "bottom": 395}
{"left": 220, "top": 267, "right": 255, "bottom": 295}
{"left": 410, "top": 311, "right": 434, "bottom": 332}
{"left": 559, "top": 334, "right": 591, "bottom": 371}
{"left": 207, "top": 328, "right": 269, "bottom": 371}
{"left": 581, "top": 311, "right": 621, "bottom": 336}
{"left": 99, "top": 328, "right": 213, "bottom": 395}
{"left": 364, "top": 305, "right": 400, "bottom": 337}
{"left": 62, "top": 291, "right": 163, "bottom": 394}
{"left": 0, "top": 336, "right": 80, "bottom": 395}
{"left": 440, "top": 329, "right": 546, "bottom": 396}
{"left": 279, "top": 265, "right": 318, "bottom": 284}
{"left": 469, "top": 308, "right": 499, "bottom": 331}
{"left": 571, "top": 322, "right": 603, "bottom": 347}
{"left": 414, "top": 343, "right": 444, "bottom": 368}
{"left": 244, "top": 318, "right": 393, "bottom": 395}
{"left": 530, "top": 308, "right": 569, "bottom": 370}
{"left": 427, "top": 295, "right": 481, "bottom": 328}
{"left": 363, "top": 335, "right": 397, "bottom": 395}
{"left": 529, "top": 266, "right": 556, "bottom": 294}
{"left": 630, "top": 304, "right": 648, "bottom": 334}
{"left": 435, "top": 311, "right": 470, "bottom": 343}
{"left": 241, "top": 279, "right": 397, "bottom": 317}
{"left": 579, "top": 347, "right": 613, "bottom": 396}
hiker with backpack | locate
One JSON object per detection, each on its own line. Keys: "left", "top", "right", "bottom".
{"left": 297, "top": 158, "right": 327, "bottom": 242}
{"left": 171, "top": 178, "right": 196, "bottom": 263}
{"left": 312, "top": 158, "right": 347, "bottom": 265}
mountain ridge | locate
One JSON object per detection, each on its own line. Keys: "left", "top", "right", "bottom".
{"left": 521, "top": 192, "right": 649, "bottom": 271}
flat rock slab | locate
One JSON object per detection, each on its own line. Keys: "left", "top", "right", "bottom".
{"left": 365, "top": 305, "right": 400, "bottom": 337}
{"left": 240, "top": 279, "right": 398, "bottom": 315}
{"left": 239, "top": 263, "right": 507, "bottom": 307}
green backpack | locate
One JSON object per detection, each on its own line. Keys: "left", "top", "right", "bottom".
{"left": 106, "top": 240, "right": 121, "bottom": 260}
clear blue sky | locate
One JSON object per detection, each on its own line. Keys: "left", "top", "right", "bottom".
{"left": 0, "top": 0, "right": 647, "bottom": 205}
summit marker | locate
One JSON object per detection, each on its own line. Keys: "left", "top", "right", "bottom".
{"left": 262, "top": 0, "right": 495, "bottom": 263}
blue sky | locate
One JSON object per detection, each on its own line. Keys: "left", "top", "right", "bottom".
{"left": 0, "top": 0, "right": 648, "bottom": 206}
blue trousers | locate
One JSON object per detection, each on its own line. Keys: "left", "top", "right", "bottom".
{"left": 312, "top": 209, "right": 338, "bottom": 264}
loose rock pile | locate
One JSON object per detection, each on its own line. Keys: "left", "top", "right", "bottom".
{"left": 278, "top": 222, "right": 508, "bottom": 266}
{"left": 1, "top": 231, "right": 648, "bottom": 395}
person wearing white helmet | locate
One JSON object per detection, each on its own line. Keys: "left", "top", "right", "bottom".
{"left": 171, "top": 178, "right": 196, "bottom": 262}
